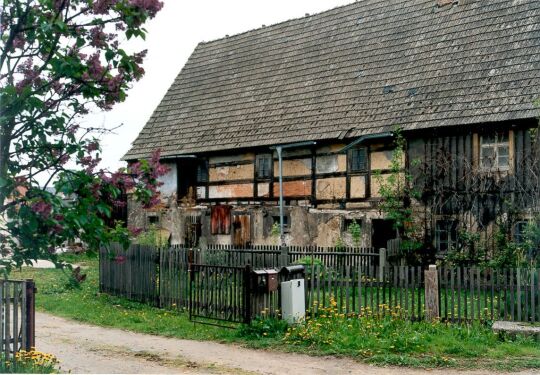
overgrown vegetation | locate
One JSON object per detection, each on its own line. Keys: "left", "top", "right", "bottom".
{"left": 270, "top": 222, "right": 280, "bottom": 244}
{"left": 135, "top": 224, "right": 169, "bottom": 247}
{"left": 347, "top": 219, "right": 362, "bottom": 247}
{"left": 443, "top": 217, "right": 540, "bottom": 269}
{"left": 372, "top": 122, "right": 540, "bottom": 268}
{"left": 374, "top": 130, "right": 423, "bottom": 262}
{"left": 11, "top": 255, "right": 540, "bottom": 371}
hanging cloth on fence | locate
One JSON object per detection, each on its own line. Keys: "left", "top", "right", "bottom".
{"left": 211, "top": 205, "right": 231, "bottom": 235}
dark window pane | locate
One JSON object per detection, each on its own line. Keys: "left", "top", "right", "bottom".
{"left": 257, "top": 154, "right": 272, "bottom": 179}
{"left": 481, "top": 147, "right": 495, "bottom": 168}
{"left": 196, "top": 161, "right": 208, "bottom": 182}
{"left": 350, "top": 147, "right": 367, "bottom": 172}
{"left": 498, "top": 145, "right": 509, "bottom": 156}
{"left": 498, "top": 156, "right": 509, "bottom": 168}
{"left": 435, "top": 220, "right": 458, "bottom": 253}
{"left": 514, "top": 221, "right": 529, "bottom": 244}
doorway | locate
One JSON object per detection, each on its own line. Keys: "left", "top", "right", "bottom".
{"left": 371, "top": 219, "right": 396, "bottom": 250}
{"left": 177, "top": 159, "right": 198, "bottom": 201}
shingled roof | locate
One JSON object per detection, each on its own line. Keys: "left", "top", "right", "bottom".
{"left": 124, "top": 0, "right": 540, "bottom": 160}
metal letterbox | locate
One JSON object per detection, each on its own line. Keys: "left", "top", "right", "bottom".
{"left": 266, "top": 269, "right": 278, "bottom": 292}
{"left": 252, "top": 269, "right": 267, "bottom": 293}
{"left": 252, "top": 269, "right": 279, "bottom": 293}
{"left": 279, "top": 265, "right": 305, "bottom": 281}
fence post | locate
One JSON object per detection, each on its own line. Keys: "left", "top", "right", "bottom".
{"left": 24, "top": 279, "right": 35, "bottom": 351}
{"left": 279, "top": 245, "right": 289, "bottom": 267}
{"left": 424, "top": 265, "right": 439, "bottom": 321}
{"left": 243, "top": 265, "right": 252, "bottom": 324}
{"left": 378, "top": 248, "right": 387, "bottom": 281}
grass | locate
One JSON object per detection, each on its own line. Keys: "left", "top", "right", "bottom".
{"left": 10, "top": 253, "right": 540, "bottom": 371}
{"left": 284, "top": 303, "right": 540, "bottom": 370}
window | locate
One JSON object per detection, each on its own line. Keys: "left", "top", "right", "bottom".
{"left": 272, "top": 215, "right": 290, "bottom": 232}
{"left": 256, "top": 154, "right": 272, "bottom": 179}
{"left": 343, "top": 218, "right": 362, "bottom": 231}
{"left": 349, "top": 147, "right": 368, "bottom": 172}
{"left": 196, "top": 160, "right": 208, "bottom": 183}
{"left": 147, "top": 214, "right": 159, "bottom": 225}
{"left": 514, "top": 221, "right": 530, "bottom": 244}
{"left": 435, "top": 220, "right": 458, "bottom": 253}
{"left": 480, "top": 132, "right": 510, "bottom": 172}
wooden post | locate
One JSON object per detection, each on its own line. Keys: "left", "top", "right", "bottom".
{"left": 243, "top": 265, "right": 252, "bottom": 324}
{"left": 279, "top": 245, "right": 289, "bottom": 267}
{"left": 424, "top": 265, "right": 439, "bottom": 321}
{"left": 378, "top": 248, "right": 387, "bottom": 281}
{"left": 25, "top": 279, "right": 35, "bottom": 351}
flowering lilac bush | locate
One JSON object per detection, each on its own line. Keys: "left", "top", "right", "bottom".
{"left": 0, "top": 0, "right": 165, "bottom": 273}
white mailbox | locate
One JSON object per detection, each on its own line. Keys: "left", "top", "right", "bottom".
{"left": 280, "top": 279, "right": 305, "bottom": 324}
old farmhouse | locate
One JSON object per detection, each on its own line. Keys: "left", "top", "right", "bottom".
{"left": 124, "top": 0, "right": 540, "bottom": 258}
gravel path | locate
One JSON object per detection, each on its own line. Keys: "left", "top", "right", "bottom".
{"left": 37, "top": 312, "right": 539, "bottom": 374}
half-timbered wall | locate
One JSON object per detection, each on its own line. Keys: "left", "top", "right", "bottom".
{"left": 175, "top": 141, "right": 397, "bottom": 205}
{"left": 131, "top": 121, "right": 539, "bottom": 249}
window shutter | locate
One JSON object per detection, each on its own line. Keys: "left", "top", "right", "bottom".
{"left": 210, "top": 205, "right": 231, "bottom": 235}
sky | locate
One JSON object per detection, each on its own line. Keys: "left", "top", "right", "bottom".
{"left": 87, "top": 0, "right": 354, "bottom": 172}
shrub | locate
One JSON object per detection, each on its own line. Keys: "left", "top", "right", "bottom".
{"left": 348, "top": 219, "right": 362, "bottom": 247}
{"left": 136, "top": 225, "right": 168, "bottom": 247}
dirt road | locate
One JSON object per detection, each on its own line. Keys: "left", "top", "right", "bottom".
{"left": 37, "top": 312, "right": 538, "bottom": 374}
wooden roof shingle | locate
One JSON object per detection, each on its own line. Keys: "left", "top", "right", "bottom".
{"left": 124, "top": 0, "right": 540, "bottom": 160}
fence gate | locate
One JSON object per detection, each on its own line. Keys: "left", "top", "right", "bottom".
{"left": 189, "top": 264, "right": 251, "bottom": 327}
{"left": 0, "top": 279, "right": 35, "bottom": 358}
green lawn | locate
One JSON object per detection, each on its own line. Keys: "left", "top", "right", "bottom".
{"left": 10, "top": 253, "right": 540, "bottom": 371}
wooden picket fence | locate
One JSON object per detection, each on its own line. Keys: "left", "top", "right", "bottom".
{"left": 439, "top": 267, "right": 540, "bottom": 323}
{"left": 308, "top": 265, "right": 425, "bottom": 320}
{"left": 99, "top": 244, "right": 159, "bottom": 305}
{"left": 203, "top": 244, "right": 379, "bottom": 269}
{"left": 189, "top": 264, "right": 251, "bottom": 326}
{"left": 0, "top": 279, "right": 35, "bottom": 358}
{"left": 158, "top": 246, "right": 192, "bottom": 309}
{"left": 99, "top": 244, "right": 540, "bottom": 324}
{"left": 252, "top": 265, "right": 540, "bottom": 323}
{"left": 100, "top": 243, "right": 380, "bottom": 309}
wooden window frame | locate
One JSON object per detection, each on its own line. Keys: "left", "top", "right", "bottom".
{"left": 435, "top": 219, "right": 458, "bottom": 253}
{"left": 348, "top": 146, "right": 368, "bottom": 173}
{"left": 475, "top": 130, "right": 514, "bottom": 173}
{"left": 196, "top": 159, "right": 209, "bottom": 183}
{"left": 255, "top": 154, "right": 273, "bottom": 180}
{"left": 272, "top": 215, "right": 290, "bottom": 233}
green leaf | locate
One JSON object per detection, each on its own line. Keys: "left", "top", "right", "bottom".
{"left": 105, "top": 49, "right": 115, "bottom": 61}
